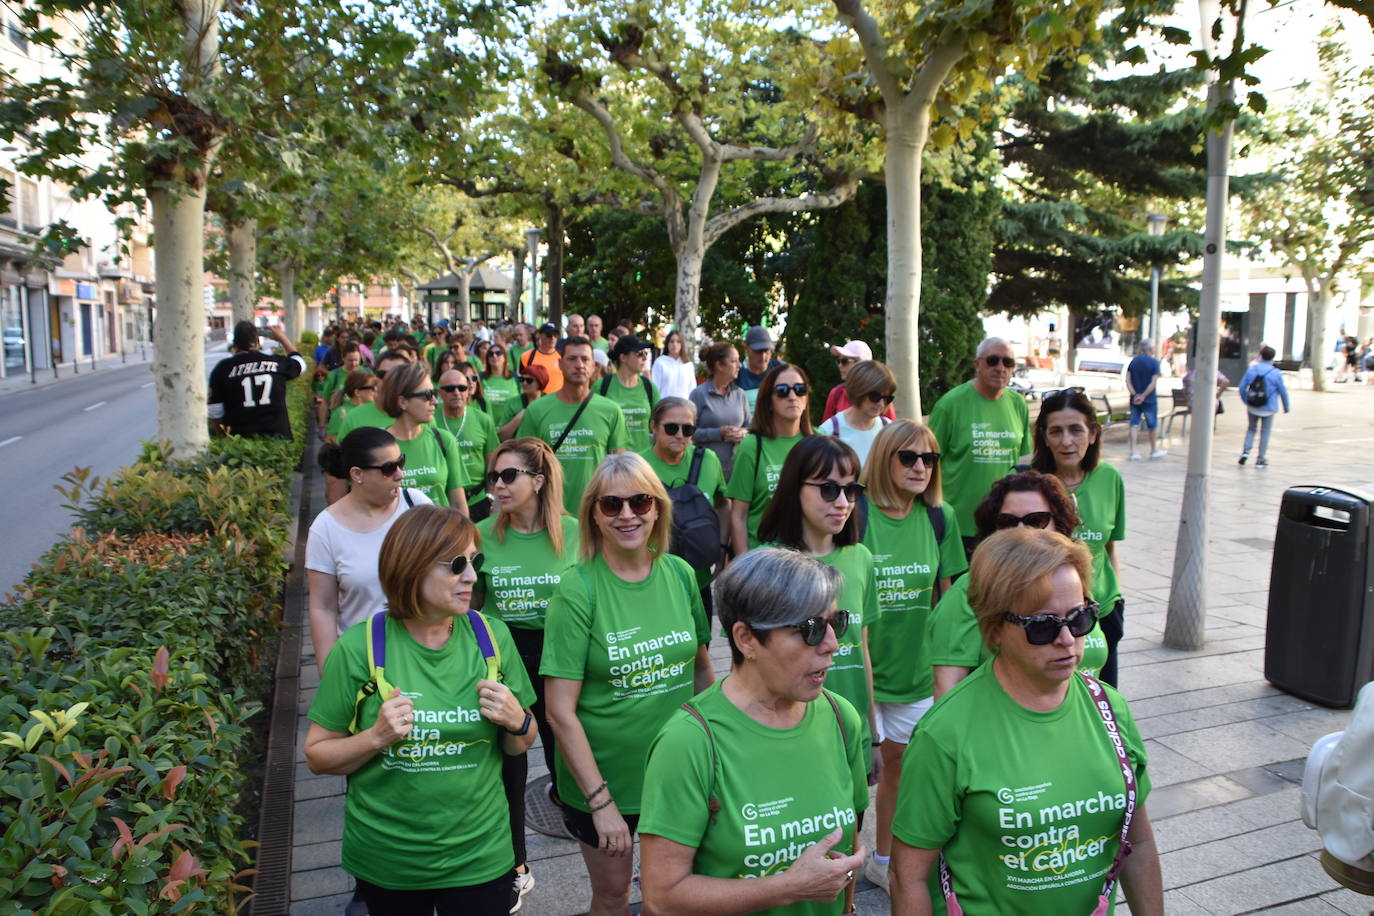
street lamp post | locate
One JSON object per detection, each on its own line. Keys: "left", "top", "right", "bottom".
{"left": 1147, "top": 213, "right": 1168, "bottom": 343}
{"left": 525, "top": 228, "right": 541, "bottom": 324}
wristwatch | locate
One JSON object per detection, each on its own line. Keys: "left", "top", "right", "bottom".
{"left": 505, "top": 710, "right": 534, "bottom": 736}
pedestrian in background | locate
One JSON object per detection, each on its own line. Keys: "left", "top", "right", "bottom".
{"left": 1126, "top": 339, "right": 1166, "bottom": 461}
{"left": 208, "top": 320, "right": 306, "bottom": 439}
{"left": 434, "top": 368, "right": 499, "bottom": 522}
{"left": 819, "top": 359, "right": 896, "bottom": 468}
{"left": 736, "top": 325, "right": 785, "bottom": 410}
{"left": 482, "top": 344, "right": 521, "bottom": 427}
{"left": 821, "top": 340, "right": 896, "bottom": 423}
{"left": 651, "top": 329, "right": 697, "bottom": 399}
{"left": 727, "top": 363, "right": 813, "bottom": 552}
{"left": 324, "top": 370, "right": 378, "bottom": 445}
{"left": 1238, "top": 345, "right": 1291, "bottom": 468}
{"left": 601, "top": 334, "right": 659, "bottom": 453}
{"left": 690, "top": 342, "right": 751, "bottom": 481}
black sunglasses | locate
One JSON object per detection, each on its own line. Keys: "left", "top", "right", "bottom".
{"left": 896, "top": 450, "right": 941, "bottom": 468}
{"left": 804, "top": 480, "right": 866, "bottom": 503}
{"left": 439, "top": 384, "right": 470, "bottom": 393}
{"left": 1002, "top": 602, "right": 1099, "bottom": 645}
{"left": 436, "top": 553, "right": 485, "bottom": 576}
{"left": 403, "top": 389, "right": 438, "bottom": 401}
{"left": 865, "top": 391, "right": 896, "bottom": 405}
{"left": 772, "top": 382, "right": 808, "bottom": 399}
{"left": 375, "top": 368, "right": 388, "bottom": 380}
{"left": 519, "top": 376, "right": 539, "bottom": 385}
{"left": 486, "top": 467, "right": 539, "bottom": 487}
{"left": 983, "top": 356, "right": 1016, "bottom": 369}
{"left": 357, "top": 455, "right": 407, "bottom": 476}
{"left": 836, "top": 356, "right": 856, "bottom": 366}
{"left": 757, "top": 609, "right": 851, "bottom": 647}
{"left": 596, "top": 493, "right": 656, "bottom": 517}
{"left": 994, "top": 511, "right": 1054, "bottom": 530}
{"left": 357, "top": 384, "right": 378, "bottom": 392}
{"left": 1043, "top": 386, "right": 1087, "bottom": 401}
{"left": 661, "top": 422, "right": 695, "bottom": 437}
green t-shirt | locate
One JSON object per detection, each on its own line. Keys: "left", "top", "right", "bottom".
{"left": 307, "top": 612, "right": 536, "bottom": 890}
{"left": 476, "top": 515, "right": 580, "bottom": 630}
{"left": 540, "top": 554, "right": 710, "bottom": 814}
{"left": 395, "top": 427, "right": 469, "bottom": 507}
{"left": 517, "top": 393, "right": 629, "bottom": 514}
{"left": 726, "top": 433, "right": 806, "bottom": 549}
{"left": 434, "top": 408, "right": 499, "bottom": 507}
{"left": 639, "top": 682, "right": 868, "bottom": 916}
{"left": 862, "top": 503, "right": 968, "bottom": 703}
{"left": 927, "top": 381, "right": 1033, "bottom": 536}
{"left": 893, "top": 666, "right": 1149, "bottom": 915}
{"left": 590, "top": 338, "right": 609, "bottom": 353}
{"left": 925, "top": 576, "right": 1108, "bottom": 678}
{"left": 483, "top": 375, "right": 521, "bottom": 427}
{"left": 509, "top": 344, "right": 532, "bottom": 369}
{"left": 638, "top": 445, "right": 727, "bottom": 590}
{"left": 321, "top": 365, "right": 372, "bottom": 405}
{"left": 813, "top": 544, "right": 877, "bottom": 763}
{"left": 423, "top": 342, "right": 447, "bottom": 371}
{"left": 601, "top": 374, "right": 659, "bottom": 453}
{"left": 326, "top": 399, "right": 357, "bottom": 440}
{"left": 337, "top": 400, "right": 396, "bottom": 438}
{"left": 1072, "top": 464, "right": 1126, "bottom": 610}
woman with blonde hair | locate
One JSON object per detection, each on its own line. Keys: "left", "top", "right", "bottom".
{"left": 542, "top": 452, "right": 714, "bottom": 916}
{"left": 856, "top": 420, "right": 967, "bottom": 895}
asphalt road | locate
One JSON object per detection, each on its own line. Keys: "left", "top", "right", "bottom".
{"left": 0, "top": 348, "right": 227, "bottom": 596}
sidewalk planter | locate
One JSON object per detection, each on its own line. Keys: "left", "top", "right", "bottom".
{"left": 0, "top": 356, "right": 312, "bottom": 914}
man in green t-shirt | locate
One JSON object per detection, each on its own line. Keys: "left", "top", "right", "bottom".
{"left": 601, "top": 334, "right": 659, "bottom": 452}
{"left": 927, "top": 337, "right": 1032, "bottom": 554}
{"left": 586, "top": 314, "right": 609, "bottom": 352}
{"left": 516, "top": 336, "right": 629, "bottom": 513}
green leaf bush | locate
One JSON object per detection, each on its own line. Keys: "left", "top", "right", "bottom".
{"left": 0, "top": 361, "right": 312, "bottom": 914}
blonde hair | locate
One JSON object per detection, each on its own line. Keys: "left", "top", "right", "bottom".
{"left": 577, "top": 453, "right": 672, "bottom": 563}
{"left": 968, "top": 527, "right": 1094, "bottom": 650}
{"left": 378, "top": 506, "right": 478, "bottom": 620}
{"left": 862, "top": 420, "right": 942, "bottom": 512}
{"left": 844, "top": 359, "right": 897, "bottom": 405}
{"left": 487, "top": 438, "right": 570, "bottom": 555}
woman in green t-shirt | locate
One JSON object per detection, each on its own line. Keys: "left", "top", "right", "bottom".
{"left": 483, "top": 344, "right": 521, "bottom": 427}
{"left": 325, "top": 369, "right": 378, "bottom": 444}
{"left": 891, "top": 528, "right": 1163, "bottom": 916}
{"left": 758, "top": 436, "right": 878, "bottom": 779}
{"left": 380, "top": 360, "right": 468, "bottom": 511}
{"left": 542, "top": 453, "right": 715, "bottom": 916}
{"left": 856, "top": 420, "right": 968, "bottom": 895}
{"left": 1031, "top": 387, "right": 1127, "bottom": 687}
{"left": 304, "top": 506, "right": 538, "bottom": 912}
{"left": 727, "top": 363, "right": 814, "bottom": 553}
{"left": 639, "top": 548, "right": 869, "bottom": 916}
{"left": 461, "top": 362, "right": 490, "bottom": 417}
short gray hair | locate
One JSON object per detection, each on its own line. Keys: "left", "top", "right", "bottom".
{"left": 714, "top": 548, "right": 842, "bottom": 666}
{"left": 975, "top": 337, "right": 1010, "bottom": 359}
{"left": 1139, "top": 339, "right": 1155, "bottom": 353}
{"left": 650, "top": 396, "right": 695, "bottom": 428}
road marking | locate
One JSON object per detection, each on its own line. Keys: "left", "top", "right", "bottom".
{"left": 84, "top": 401, "right": 106, "bottom": 411}
{"left": 0, "top": 436, "right": 20, "bottom": 448}
{"left": 141, "top": 382, "right": 154, "bottom": 389}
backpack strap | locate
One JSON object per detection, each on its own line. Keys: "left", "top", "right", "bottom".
{"left": 830, "top": 415, "right": 840, "bottom": 436}
{"left": 680, "top": 702, "right": 722, "bottom": 825}
{"left": 432, "top": 427, "right": 447, "bottom": 457}
{"left": 349, "top": 612, "right": 395, "bottom": 734}
{"left": 403, "top": 488, "right": 414, "bottom": 508}
{"left": 646, "top": 377, "right": 657, "bottom": 409}
{"left": 466, "top": 610, "right": 502, "bottom": 682}
{"left": 929, "top": 504, "right": 947, "bottom": 598}
{"left": 599, "top": 375, "right": 612, "bottom": 396}
{"left": 687, "top": 446, "right": 705, "bottom": 487}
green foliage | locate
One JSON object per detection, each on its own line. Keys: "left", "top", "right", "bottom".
{"left": 299, "top": 331, "right": 319, "bottom": 349}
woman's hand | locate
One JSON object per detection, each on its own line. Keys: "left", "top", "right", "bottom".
{"left": 371, "top": 687, "right": 414, "bottom": 747}
{"left": 592, "top": 800, "right": 633, "bottom": 858}
{"left": 782, "top": 828, "right": 866, "bottom": 903}
{"left": 722, "top": 425, "right": 745, "bottom": 443}
{"left": 476, "top": 678, "right": 524, "bottom": 731}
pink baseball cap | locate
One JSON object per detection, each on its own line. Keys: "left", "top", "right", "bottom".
{"left": 830, "top": 340, "right": 873, "bottom": 361}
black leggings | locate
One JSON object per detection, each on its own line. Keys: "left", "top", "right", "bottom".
{"left": 500, "top": 626, "right": 557, "bottom": 867}
{"left": 1099, "top": 598, "right": 1125, "bottom": 688}
{"left": 355, "top": 872, "right": 513, "bottom": 915}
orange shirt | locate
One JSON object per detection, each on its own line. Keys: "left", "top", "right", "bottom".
{"left": 521, "top": 347, "right": 563, "bottom": 393}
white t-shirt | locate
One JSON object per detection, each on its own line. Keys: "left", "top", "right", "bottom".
{"left": 305, "top": 488, "right": 432, "bottom": 635}
{"left": 820, "top": 410, "right": 889, "bottom": 469}
{"left": 652, "top": 356, "right": 698, "bottom": 400}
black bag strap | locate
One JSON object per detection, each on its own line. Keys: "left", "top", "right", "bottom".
{"left": 551, "top": 394, "right": 593, "bottom": 453}
{"left": 929, "top": 503, "right": 947, "bottom": 599}
{"left": 402, "top": 488, "right": 414, "bottom": 508}
{"left": 432, "top": 427, "right": 446, "bottom": 457}
{"left": 599, "top": 375, "right": 612, "bottom": 396}
{"left": 687, "top": 446, "right": 705, "bottom": 487}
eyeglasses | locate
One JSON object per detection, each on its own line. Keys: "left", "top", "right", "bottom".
{"left": 403, "top": 389, "right": 438, "bottom": 401}
{"left": 596, "top": 493, "right": 656, "bottom": 517}
{"left": 490, "top": 349, "right": 505, "bottom": 356}
{"left": 519, "top": 376, "right": 539, "bottom": 385}
{"left": 772, "top": 382, "right": 808, "bottom": 399}
{"left": 803, "top": 480, "right": 866, "bottom": 503}
{"left": 439, "top": 384, "right": 469, "bottom": 393}
{"left": 994, "top": 511, "right": 1054, "bottom": 530}
{"left": 357, "top": 455, "right": 407, "bottom": 476}
{"left": 436, "top": 553, "right": 485, "bottom": 576}
{"left": 896, "top": 450, "right": 941, "bottom": 468}
{"left": 357, "top": 384, "right": 378, "bottom": 392}
{"left": 864, "top": 391, "right": 896, "bottom": 405}
{"left": 660, "top": 422, "right": 695, "bottom": 437}
{"left": 754, "top": 609, "right": 851, "bottom": 647}
{"left": 983, "top": 356, "right": 1016, "bottom": 369}
{"left": 836, "top": 357, "right": 855, "bottom": 367}
{"left": 1002, "top": 602, "right": 1099, "bottom": 645}
{"left": 1042, "top": 386, "right": 1086, "bottom": 401}
{"left": 486, "top": 467, "right": 539, "bottom": 487}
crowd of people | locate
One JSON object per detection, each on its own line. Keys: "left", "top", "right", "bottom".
{"left": 283, "top": 313, "right": 1193, "bottom": 916}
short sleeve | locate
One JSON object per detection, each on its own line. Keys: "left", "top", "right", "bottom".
{"left": 492, "top": 617, "right": 536, "bottom": 708}
{"left": 540, "top": 568, "right": 595, "bottom": 679}
{"left": 281, "top": 353, "right": 306, "bottom": 380}
{"left": 1111, "top": 472, "right": 1126, "bottom": 543}
{"left": 308, "top": 627, "right": 370, "bottom": 733}
{"left": 892, "top": 725, "right": 960, "bottom": 850}
{"left": 1017, "top": 396, "right": 1033, "bottom": 456}
{"left": 927, "top": 584, "right": 984, "bottom": 668}
{"left": 207, "top": 362, "right": 228, "bottom": 406}
{"left": 679, "top": 557, "right": 711, "bottom": 646}
{"left": 606, "top": 402, "right": 629, "bottom": 452}
{"left": 304, "top": 514, "right": 337, "bottom": 575}
{"left": 516, "top": 405, "right": 537, "bottom": 440}
{"left": 638, "top": 711, "right": 714, "bottom": 847}
{"left": 937, "top": 503, "right": 968, "bottom": 578}
{"left": 725, "top": 435, "right": 758, "bottom": 501}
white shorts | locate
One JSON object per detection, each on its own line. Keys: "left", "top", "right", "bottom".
{"left": 875, "top": 697, "right": 935, "bottom": 745}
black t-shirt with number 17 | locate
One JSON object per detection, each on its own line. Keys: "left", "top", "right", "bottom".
{"left": 208, "top": 349, "right": 307, "bottom": 438}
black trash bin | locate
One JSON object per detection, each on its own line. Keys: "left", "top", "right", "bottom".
{"left": 1264, "top": 485, "right": 1374, "bottom": 708}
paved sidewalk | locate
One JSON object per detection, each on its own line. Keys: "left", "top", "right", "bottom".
{"left": 287, "top": 382, "right": 1374, "bottom": 916}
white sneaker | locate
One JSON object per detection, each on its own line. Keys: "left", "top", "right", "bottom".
{"left": 509, "top": 869, "right": 535, "bottom": 914}
{"left": 1149, "top": 449, "right": 1168, "bottom": 459}
{"left": 865, "top": 855, "right": 890, "bottom": 894}
{"left": 1128, "top": 453, "right": 1142, "bottom": 461}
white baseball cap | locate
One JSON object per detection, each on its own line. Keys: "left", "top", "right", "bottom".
{"left": 830, "top": 340, "right": 873, "bottom": 361}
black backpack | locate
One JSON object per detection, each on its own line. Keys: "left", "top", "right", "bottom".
{"left": 667, "top": 447, "right": 721, "bottom": 572}
{"left": 1245, "top": 370, "right": 1272, "bottom": 407}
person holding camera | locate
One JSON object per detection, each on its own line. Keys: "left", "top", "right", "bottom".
{"left": 208, "top": 320, "right": 307, "bottom": 438}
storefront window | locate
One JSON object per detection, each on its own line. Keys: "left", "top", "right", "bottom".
{"left": 3, "top": 288, "right": 26, "bottom": 374}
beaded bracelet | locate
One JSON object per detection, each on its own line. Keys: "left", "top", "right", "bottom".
{"left": 591, "top": 796, "right": 615, "bottom": 812}
{"left": 585, "top": 781, "right": 609, "bottom": 803}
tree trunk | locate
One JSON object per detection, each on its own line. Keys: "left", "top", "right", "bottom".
{"left": 673, "top": 157, "right": 720, "bottom": 348}
{"left": 510, "top": 246, "right": 525, "bottom": 324}
{"left": 1306, "top": 271, "right": 1330, "bottom": 392}
{"left": 150, "top": 185, "right": 210, "bottom": 457}
{"left": 457, "top": 270, "right": 473, "bottom": 324}
{"left": 883, "top": 119, "right": 928, "bottom": 419}
{"left": 280, "top": 263, "right": 301, "bottom": 342}
{"left": 227, "top": 216, "right": 257, "bottom": 326}
{"left": 546, "top": 201, "right": 564, "bottom": 329}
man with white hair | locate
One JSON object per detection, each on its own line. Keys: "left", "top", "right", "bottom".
{"left": 928, "top": 337, "right": 1033, "bottom": 554}
{"left": 1126, "top": 339, "right": 1166, "bottom": 461}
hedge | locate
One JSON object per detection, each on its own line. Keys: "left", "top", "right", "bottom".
{"left": 0, "top": 353, "right": 313, "bottom": 915}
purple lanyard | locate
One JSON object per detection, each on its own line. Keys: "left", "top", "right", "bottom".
{"left": 937, "top": 672, "right": 1136, "bottom": 916}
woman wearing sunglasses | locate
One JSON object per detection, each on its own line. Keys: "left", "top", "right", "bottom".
{"left": 542, "top": 453, "right": 714, "bottom": 916}
{"left": 1032, "top": 387, "right": 1127, "bottom": 687}
{"left": 308, "top": 427, "right": 433, "bottom": 665}
{"left": 639, "top": 549, "right": 869, "bottom": 916}
{"left": 819, "top": 359, "right": 896, "bottom": 468}
{"left": 891, "top": 527, "right": 1163, "bottom": 916}
{"left": 325, "top": 369, "right": 379, "bottom": 445}
{"left": 435, "top": 368, "right": 501, "bottom": 523}
{"left": 306, "top": 506, "right": 537, "bottom": 914}
{"left": 483, "top": 345, "right": 521, "bottom": 427}
{"left": 498, "top": 363, "right": 549, "bottom": 441}
{"left": 855, "top": 421, "right": 968, "bottom": 895}
{"left": 380, "top": 360, "right": 470, "bottom": 511}
{"left": 758, "top": 436, "right": 879, "bottom": 781}
{"left": 727, "top": 363, "right": 814, "bottom": 552}
{"left": 927, "top": 471, "right": 1106, "bottom": 700}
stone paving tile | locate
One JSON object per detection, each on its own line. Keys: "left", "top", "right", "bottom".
{"left": 290, "top": 892, "right": 355, "bottom": 916}
{"left": 1136, "top": 693, "right": 1313, "bottom": 739}
{"left": 295, "top": 773, "right": 345, "bottom": 801}
{"left": 290, "top": 865, "right": 352, "bottom": 902}
{"left": 1155, "top": 719, "right": 1314, "bottom": 773}
{"left": 1119, "top": 651, "right": 1266, "bottom": 701}
{"left": 1151, "top": 801, "right": 1262, "bottom": 850}
{"left": 293, "top": 796, "right": 344, "bottom": 846}
{"left": 1319, "top": 887, "right": 1374, "bottom": 915}
{"left": 292, "top": 839, "right": 343, "bottom": 873}
{"left": 1128, "top": 681, "right": 1289, "bottom": 719}
{"left": 1146, "top": 774, "right": 1255, "bottom": 821}
{"left": 1140, "top": 739, "right": 1213, "bottom": 787}
{"left": 1179, "top": 855, "right": 1347, "bottom": 915}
